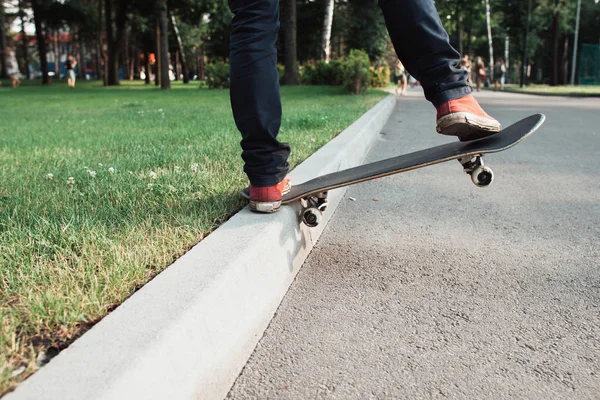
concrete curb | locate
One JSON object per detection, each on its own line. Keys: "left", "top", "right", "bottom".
{"left": 4, "top": 95, "right": 396, "bottom": 400}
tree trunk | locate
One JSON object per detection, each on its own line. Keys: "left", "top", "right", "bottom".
{"left": 198, "top": 46, "right": 205, "bottom": 80}
{"left": 97, "top": 0, "right": 103, "bottom": 81}
{"left": 154, "top": 18, "right": 160, "bottom": 86}
{"left": 19, "top": 0, "right": 30, "bottom": 79}
{"left": 561, "top": 36, "right": 569, "bottom": 85}
{"left": 144, "top": 49, "right": 150, "bottom": 84}
{"left": 485, "top": 0, "right": 493, "bottom": 70}
{"left": 32, "top": 0, "right": 50, "bottom": 84}
{"left": 466, "top": 8, "right": 474, "bottom": 56}
{"left": 157, "top": 0, "right": 170, "bottom": 89}
{"left": 456, "top": 7, "right": 463, "bottom": 56}
{"left": 170, "top": 13, "right": 189, "bottom": 83}
{"left": 0, "top": 1, "right": 7, "bottom": 79}
{"left": 321, "top": 0, "right": 334, "bottom": 62}
{"left": 282, "top": 0, "right": 298, "bottom": 85}
{"left": 520, "top": 0, "right": 533, "bottom": 88}
{"left": 129, "top": 44, "right": 134, "bottom": 80}
{"left": 124, "top": 28, "right": 130, "bottom": 80}
{"left": 551, "top": 9, "right": 559, "bottom": 86}
{"left": 105, "top": 0, "right": 118, "bottom": 85}
{"left": 53, "top": 31, "right": 60, "bottom": 76}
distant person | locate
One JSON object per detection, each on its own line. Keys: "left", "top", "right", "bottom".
{"left": 460, "top": 54, "right": 472, "bottom": 86}
{"left": 474, "top": 56, "right": 487, "bottom": 92}
{"left": 65, "top": 55, "right": 77, "bottom": 88}
{"left": 493, "top": 57, "right": 506, "bottom": 91}
{"left": 6, "top": 45, "right": 21, "bottom": 88}
{"left": 394, "top": 60, "right": 407, "bottom": 96}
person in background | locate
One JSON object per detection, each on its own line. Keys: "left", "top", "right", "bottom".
{"left": 474, "top": 56, "right": 486, "bottom": 92}
{"left": 65, "top": 55, "right": 77, "bottom": 88}
{"left": 460, "top": 54, "right": 472, "bottom": 86}
{"left": 493, "top": 57, "right": 506, "bottom": 91}
{"left": 6, "top": 45, "right": 21, "bottom": 88}
{"left": 394, "top": 60, "right": 407, "bottom": 96}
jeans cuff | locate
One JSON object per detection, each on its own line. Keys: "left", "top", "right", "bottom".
{"left": 432, "top": 85, "right": 472, "bottom": 107}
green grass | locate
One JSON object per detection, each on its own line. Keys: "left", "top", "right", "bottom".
{"left": 503, "top": 84, "right": 600, "bottom": 96}
{"left": 0, "top": 80, "right": 388, "bottom": 394}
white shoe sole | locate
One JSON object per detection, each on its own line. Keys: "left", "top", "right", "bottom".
{"left": 248, "top": 181, "right": 292, "bottom": 213}
{"left": 436, "top": 112, "right": 501, "bottom": 141}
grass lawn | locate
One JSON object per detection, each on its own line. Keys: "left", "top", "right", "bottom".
{"left": 503, "top": 84, "right": 600, "bottom": 96}
{"left": 0, "top": 80, "right": 388, "bottom": 394}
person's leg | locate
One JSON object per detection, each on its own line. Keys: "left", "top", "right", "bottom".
{"left": 379, "top": 0, "right": 500, "bottom": 140}
{"left": 229, "top": 0, "right": 290, "bottom": 189}
{"left": 379, "top": 0, "right": 468, "bottom": 106}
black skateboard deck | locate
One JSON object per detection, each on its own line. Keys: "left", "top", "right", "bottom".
{"left": 243, "top": 114, "right": 545, "bottom": 226}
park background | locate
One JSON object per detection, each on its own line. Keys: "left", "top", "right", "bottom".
{"left": 1, "top": 0, "right": 599, "bottom": 88}
{"left": 1, "top": 0, "right": 600, "bottom": 396}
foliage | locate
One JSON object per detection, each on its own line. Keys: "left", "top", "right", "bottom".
{"left": 342, "top": 0, "right": 390, "bottom": 60}
{"left": 300, "top": 60, "right": 343, "bottom": 85}
{"left": 343, "top": 49, "right": 370, "bottom": 94}
{"left": 205, "top": 61, "right": 229, "bottom": 88}
{"left": 369, "top": 64, "right": 390, "bottom": 88}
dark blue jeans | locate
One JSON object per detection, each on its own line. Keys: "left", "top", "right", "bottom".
{"left": 229, "top": 0, "right": 471, "bottom": 187}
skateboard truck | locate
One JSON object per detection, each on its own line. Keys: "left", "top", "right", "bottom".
{"left": 458, "top": 155, "right": 494, "bottom": 187}
{"left": 300, "top": 191, "right": 328, "bottom": 227}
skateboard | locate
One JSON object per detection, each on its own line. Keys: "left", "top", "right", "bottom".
{"left": 242, "top": 114, "right": 545, "bottom": 227}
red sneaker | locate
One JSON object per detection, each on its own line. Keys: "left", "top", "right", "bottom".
{"left": 436, "top": 94, "right": 501, "bottom": 141}
{"left": 249, "top": 177, "right": 291, "bottom": 213}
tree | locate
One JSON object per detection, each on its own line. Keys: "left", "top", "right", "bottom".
{"left": 31, "top": 0, "right": 50, "bottom": 84}
{"left": 344, "top": 0, "right": 389, "bottom": 60}
{"left": 18, "top": 0, "right": 30, "bottom": 79}
{"left": 282, "top": 0, "right": 298, "bottom": 84}
{"left": 485, "top": 0, "right": 493, "bottom": 70}
{"left": 321, "top": 0, "right": 334, "bottom": 61}
{"left": 0, "top": 0, "right": 7, "bottom": 79}
{"left": 170, "top": 13, "right": 188, "bottom": 83}
{"left": 156, "top": 0, "right": 169, "bottom": 89}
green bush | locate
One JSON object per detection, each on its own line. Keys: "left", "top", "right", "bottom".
{"left": 343, "top": 49, "right": 370, "bottom": 94}
{"left": 369, "top": 64, "right": 391, "bottom": 88}
{"left": 300, "top": 64, "right": 316, "bottom": 85}
{"left": 329, "top": 59, "right": 345, "bottom": 86}
{"left": 205, "top": 62, "right": 230, "bottom": 89}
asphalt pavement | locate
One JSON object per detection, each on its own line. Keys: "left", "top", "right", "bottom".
{"left": 227, "top": 89, "right": 600, "bottom": 399}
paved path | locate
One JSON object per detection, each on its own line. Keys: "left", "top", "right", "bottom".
{"left": 227, "top": 90, "right": 600, "bottom": 399}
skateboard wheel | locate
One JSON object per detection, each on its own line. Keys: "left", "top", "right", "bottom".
{"left": 471, "top": 166, "right": 494, "bottom": 187}
{"left": 302, "top": 208, "right": 322, "bottom": 227}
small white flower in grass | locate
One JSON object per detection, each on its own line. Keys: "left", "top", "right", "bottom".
{"left": 108, "top": 167, "right": 115, "bottom": 174}
{"left": 150, "top": 171, "right": 158, "bottom": 180}
{"left": 46, "top": 173, "right": 54, "bottom": 180}
{"left": 87, "top": 170, "right": 97, "bottom": 178}
{"left": 68, "top": 177, "right": 75, "bottom": 185}
{"left": 191, "top": 163, "right": 199, "bottom": 173}
{"left": 310, "top": 138, "right": 316, "bottom": 143}
{"left": 158, "top": 108, "right": 164, "bottom": 113}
